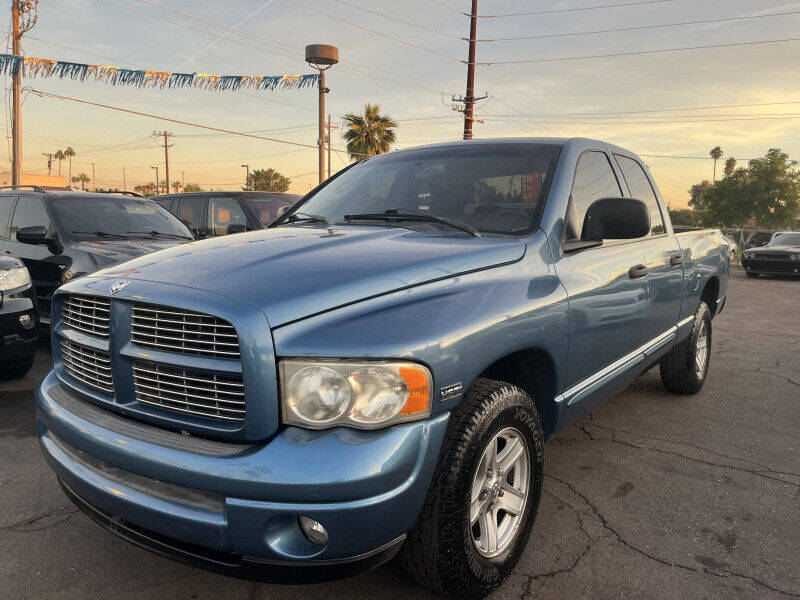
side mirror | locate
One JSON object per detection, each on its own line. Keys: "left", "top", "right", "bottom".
{"left": 16, "top": 225, "right": 52, "bottom": 245}
{"left": 227, "top": 223, "right": 247, "bottom": 235}
{"left": 563, "top": 197, "right": 650, "bottom": 252}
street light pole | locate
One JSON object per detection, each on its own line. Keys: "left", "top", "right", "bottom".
{"left": 241, "top": 164, "right": 249, "bottom": 190}
{"left": 151, "top": 166, "right": 159, "bottom": 194}
{"left": 306, "top": 45, "right": 338, "bottom": 185}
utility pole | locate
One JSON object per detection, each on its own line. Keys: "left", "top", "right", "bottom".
{"left": 306, "top": 45, "right": 338, "bottom": 185}
{"left": 153, "top": 131, "right": 172, "bottom": 193}
{"left": 122, "top": 166, "right": 126, "bottom": 191}
{"left": 463, "top": 0, "right": 478, "bottom": 140}
{"left": 10, "top": 0, "right": 38, "bottom": 186}
{"left": 151, "top": 166, "right": 159, "bottom": 194}
{"left": 91, "top": 162, "right": 95, "bottom": 191}
{"left": 42, "top": 152, "right": 53, "bottom": 175}
{"left": 241, "top": 164, "right": 249, "bottom": 190}
{"left": 325, "top": 115, "right": 339, "bottom": 180}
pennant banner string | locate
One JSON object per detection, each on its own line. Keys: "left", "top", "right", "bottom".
{"left": 0, "top": 53, "right": 320, "bottom": 92}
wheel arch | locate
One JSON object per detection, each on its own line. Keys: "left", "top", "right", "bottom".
{"left": 475, "top": 348, "right": 560, "bottom": 438}
{"left": 700, "top": 276, "right": 720, "bottom": 316}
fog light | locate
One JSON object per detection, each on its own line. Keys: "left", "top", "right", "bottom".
{"left": 19, "top": 313, "right": 33, "bottom": 329}
{"left": 299, "top": 516, "right": 328, "bottom": 545}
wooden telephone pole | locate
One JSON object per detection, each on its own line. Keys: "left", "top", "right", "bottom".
{"left": 325, "top": 115, "right": 339, "bottom": 180}
{"left": 10, "top": 0, "right": 38, "bottom": 186}
{"left": 462, "top": 0, "right": 479, "bottom": 140}
{"left": 153, "top": 131, "right": 173, "bottom": 193}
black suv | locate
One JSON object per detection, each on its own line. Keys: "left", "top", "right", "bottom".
{"left": 0, "top": 253, "right": 37, "bottom": 379}
{"left": 153, "top": 191, "right": 299, "bottom": 239}
{"left": 0, "top": 187, "right": 194, "bottom": 325}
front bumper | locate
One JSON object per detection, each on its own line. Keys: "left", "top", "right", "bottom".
{"left": 741, "top": 257, "right": 800, "bottom": 276}
{"left": 36, "top": 371, "right": 449, "bottom": 581}
{"left": 0, "top": 289, "right": 38, "bottom": 366}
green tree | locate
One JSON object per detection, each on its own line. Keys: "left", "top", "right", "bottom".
{"left": 698, "top": 148, "right": 800, "bottom": 229}
{"left": 342, "top": 104, "right": 397, "bottom": 161}
{"left": 723, "top": 156, "right": 736, "bottom": 177}
{"left": 688, "top": 180, "right": 712, "bottom": 209}
{"left": 71, "top": 172, "right": 90, "bottom": 190}
{"left": 246, "top": 168, "right": 290, "bottom": 192}
{"left": 171, "top": 181, "right": 182, "bottom": 193}
{"left": 709, "top": 146, "right": 723, "bottom": 181}
{"left": 64, "top": 147, "right": 76, "bottom": 187}
{"left": 183, "top": 183, "right": 202, "bottom": 192}
{"left": 54, "top": 149, "right": 65, "bottom": 176}
{"left": 134, "top": 182, "right": 160, "bottom": 196}
{"left": 668, "top": 208, "right": 703, "bottom": 227}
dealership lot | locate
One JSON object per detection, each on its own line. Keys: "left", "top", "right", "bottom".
{"left": 1, "top": 267, "right": 798, "bottom": 600}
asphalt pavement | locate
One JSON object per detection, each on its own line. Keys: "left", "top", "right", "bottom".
{"left": 1, "top": 266, "right": 798, "bottom": 600}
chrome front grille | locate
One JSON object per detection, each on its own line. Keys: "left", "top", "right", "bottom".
{"left": 132, "top": 362, "right": 245, "bottom": 422}
{"left": 61, "top": 339, "right": 114, "bottom": 394}
{"left": 61, "top": 295, "right": 111, "bottom": 338}
{"left": 131, "top": 305, "right": 240, "bottom": 359}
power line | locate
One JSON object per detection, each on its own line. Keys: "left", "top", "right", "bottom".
{"left": 480, "top": 100, "right": 800, "bottom": 118}
{"left": 428, "top": 0, "right": 464, "bottom": 15}
{"left": 481, "top": 35, "right": 800, "bottom": 65}
{"left": 477, "top": 0, "right": 675, "bottom": 18}
{"left": 482, "top": 9, "right": 800, "bottom": 42}
{"left": 327, "top": 0, "right": 461, "bottom": 39}
{"left": 281, "top": 0, "right": 463, "bottom": 63}
{"left": 29, "top": 89, "right": 318, "bottom": 148}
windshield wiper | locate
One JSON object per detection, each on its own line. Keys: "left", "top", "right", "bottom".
{"left": 126, "top": 229, "right": 193, "bottom": 240}
{"left": 278, "top": 212, "right": 329, "bottom": 225}
{"left": 343, "top": 209, "right": 481, "bottom": 237}
{"left": 71, "top": 230, "right": 129, "bottom": 239}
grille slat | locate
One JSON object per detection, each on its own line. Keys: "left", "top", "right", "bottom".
{"left": 133, "top": 362, "right": 245, "bottom": 422}
{"left": 61, "top": 296, "right": 111, "bottom": 338}
{"left": 131, "top": 305, "right": 240, "bottom": 359}
{"left": 61, "top": 340, "right": 115, "bottom": 394}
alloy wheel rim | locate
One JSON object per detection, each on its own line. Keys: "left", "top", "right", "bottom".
{"left": 695, "top": 320, "right": 709, "bottom": 378}
{"left": 470, "top": 427, "right": 530, "bottom": 558}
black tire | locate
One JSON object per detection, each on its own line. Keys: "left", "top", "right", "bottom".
{"left": 745, "top": 271, "right": 759, "bottom": 278}
{"left": 399, "top": 378, "right": 544, "bottom": 599}
{"left": 660, "top": 302, "right": 712, "bottom": 395}
{"left": 0, "top": 355, "right": 35, "bottom": 381}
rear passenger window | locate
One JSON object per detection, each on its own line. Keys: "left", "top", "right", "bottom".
{"left": 0, "top": 196, "right": 14, "bottom": 239}
{"left": 615, "top": 155, "right": 665, "bottom": 235}
{"left": 564, "top": 151, "right": 622, "bottom": 241}
{"left": 175, "top": 197, "right": 206, "bottom": 236}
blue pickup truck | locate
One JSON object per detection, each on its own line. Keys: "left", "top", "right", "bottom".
{"left": 35, "top": 138, "right": 729, "bottom": 598}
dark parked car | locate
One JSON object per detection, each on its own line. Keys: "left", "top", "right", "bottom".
{"left": 153, "top": 191, "right": 300, "bottom": 238}
{"left": 0, "top": 254, "right": 37, "bottom": 379}
{"left": 0, "top": 187, "right": 194, "bottom": 325}
{"left": 741, "top": 231, "right": 800, "bottom": 277}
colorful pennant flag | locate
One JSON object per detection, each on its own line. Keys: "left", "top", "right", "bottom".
{"left": 0, "top": 53, "right": 319, "bottom": 92}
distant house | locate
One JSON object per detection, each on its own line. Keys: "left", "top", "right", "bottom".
{"left": 0, "top": 171, "right": 68, "bottom": 191}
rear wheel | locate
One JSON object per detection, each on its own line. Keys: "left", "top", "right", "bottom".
{"left": 660, "top": 302, "right": 712, "bottom": 394}
{"left": 399, "top": 379, "right": 544, "bottom": 599}
{"left": 745, "top": 271, "right": 759, "bottom": 278}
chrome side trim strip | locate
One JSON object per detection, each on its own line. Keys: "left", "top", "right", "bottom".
{"left": 555, "top": 326, "right": 678, "bottom": 405}
{"left": 677, "top": 315, "right": 695, "bottom": 328}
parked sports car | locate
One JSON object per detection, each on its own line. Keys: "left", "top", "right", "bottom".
{"left": 741, "top": 231, "right": 800, "bottom": 278}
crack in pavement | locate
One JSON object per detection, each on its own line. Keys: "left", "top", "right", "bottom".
{"left": 0, "top": 508, "right": 79, "bottom": 533}
{"left": 530, "top": 474, "right": 800, "bottom": 599}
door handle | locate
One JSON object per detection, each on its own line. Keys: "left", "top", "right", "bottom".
{"left": 628, "top": 264, "right": 649, "bottom": 279}
{"left": 670, "top": 253, "right": 684, "bottom": 266}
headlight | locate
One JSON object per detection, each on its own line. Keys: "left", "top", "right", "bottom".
{"left": 280, "top": 360, "right": 432, "bottom": 429}
{"left": 0, "top": 267, "right": 31, "bottom": 291}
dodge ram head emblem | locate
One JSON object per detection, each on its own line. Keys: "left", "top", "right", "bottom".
{"left": 110, "top": 280, "right": 131, "bottom": 294}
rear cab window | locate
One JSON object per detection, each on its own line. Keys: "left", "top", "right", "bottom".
{"left": 614, "top": 154, "right": 665, "bottom": 235}
{"left": 564, "top": 151, "right": 622, "bottom": 242}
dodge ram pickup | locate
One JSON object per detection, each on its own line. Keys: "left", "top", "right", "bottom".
{"left": 35, "top": 138, "right": 729, "bottom": 598}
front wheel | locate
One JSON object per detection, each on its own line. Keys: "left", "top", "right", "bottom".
{"left": 660, "top": 302, "right": 712, "bottom": 394}
{"left": 399, "top": 379, "right": 544, "bottom": 599}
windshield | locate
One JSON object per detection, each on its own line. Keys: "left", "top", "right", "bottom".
{"left": 246, "top": 196, "right": 297, "bottom": 226}
{"left": 770, "top": 233, "right": 800, "bottom": 246}
{"left": 50, "top": 196, "right": 193, "bottom": 241}
{"left": 278, "top": 143, "right": 562, "bottom": 235}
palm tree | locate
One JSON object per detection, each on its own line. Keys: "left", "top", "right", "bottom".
{"left": 72, "top": 172, "right": 90, "bottom": 190}
{"left": 709, "top": 146, "right": 723, "bottom": 181}
{"left": 342, "top": 104, "right": 397, "bottom": 161}
{"left": 723, "top": 157, "right": 736, "bottom": 177}
{"left": 54, "top": 149, "right": 65, "bottom": 176}
{"left": 171, "top": 181, "right": 181, "bottom": 193}
{"left": 64, "top": 147, "right": 76, "bottom": 188}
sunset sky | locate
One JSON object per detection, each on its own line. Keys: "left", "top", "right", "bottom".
{"left": 7, "top": 0, "right": 800, "bottom": 206}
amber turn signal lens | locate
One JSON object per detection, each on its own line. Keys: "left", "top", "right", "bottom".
{"left": 399, "top": 366, "right": 430, "bottom": 415}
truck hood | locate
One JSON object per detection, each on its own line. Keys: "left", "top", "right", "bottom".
{"left": 67, "top": 238, "right": 189, "bottom": 269}
{"left": 96, "top": 225, "right": 526, "bottom": 326}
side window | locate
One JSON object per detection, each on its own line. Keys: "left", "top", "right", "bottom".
{"left": 175, "top": 197, "right": 206, "bottom": 236}
{"left": 10, "top": 195, "right": 52, "bottom": 237}
{"left": 208, "top": 196, "right": 248, "bottom": 236}
{"left": 156, "top": 197, "right": 175, "bottom": 212}
{"left": 565, "top": 152, "right": 622, "bottom": 241}
{"left": 0, "top": 196, "right": 14, "bottom": 239}
{"left": 615, "top": 155, "right": 665, "bottom": 235}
